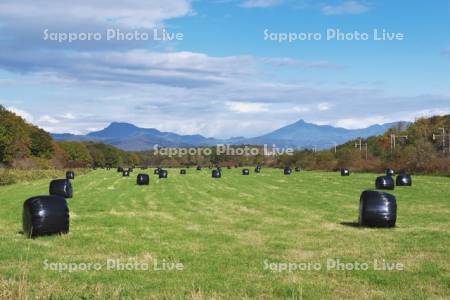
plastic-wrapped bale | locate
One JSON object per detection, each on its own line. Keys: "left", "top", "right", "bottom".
{"left": 23, "top": 195, "right": 70, "bottom": 238}
{"left": 212, "top": 170, "right": 221, "bottom": 178}
{"left": 359, "top": 190, "right": 397, "bottom": 227}
{"left": 180, "top": 169, "right": 187, "bottom": 175}
{"left": 255, "top": 166, "right": 261, "bottom": 173}
{"left": 386, "top": 168, "right": 395, "bottom": 177}
{"left": 123, "top": 170, "right": 130, "bottom": 177}
{"left": 137, "top": 174, "right": 150, "bottom": 185}
{"left": 284, "top": 167, "right": 292, "bottom": 175}
{"left": 396, "top": 174, "right": 412, "bottom": 186}
{"left": 375, "top": 176, "right": 395, "bottom": 190}
{"left": 49, "top": 179, "right": 73, "bottom": 199}
{"left": 154, "top": 168, "right": 160, "bottom": 175}
{"left": 159, "top": 170, "right": 168, "bottom": 179}
{"left": 66, "top": 171, "right": 75, "bottom": 180}
{"left": 128, "top": 168, "right": 134, "bottom": 173}
{"left": 340, "top": 168, "right": 350, "bottom": 176}
{"left": 117, "top": 167, "right": 123, "bottom": 173}
{"left": 242, "top": 169, "right": 250, "bottom": 176}
{"left": 197, "top": 166, "right": 202, "bottom": 171}
{"left": 295, "top": 167, "right": 301, "bottom": 172}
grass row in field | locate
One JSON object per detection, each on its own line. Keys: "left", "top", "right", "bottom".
{"left": 0, "top": 168, "right": 90, "bottom": 186}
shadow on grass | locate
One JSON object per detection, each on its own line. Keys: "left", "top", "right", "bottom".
{"left": 340, "top": 221, "right": 361, "bottom": 228}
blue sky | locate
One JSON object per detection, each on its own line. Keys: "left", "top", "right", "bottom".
{"left": 0, "top": 0, "right": 449, "bottom": 138}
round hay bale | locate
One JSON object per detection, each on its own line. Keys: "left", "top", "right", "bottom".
{"left": 66, "top": 171, "right": 75, "bottom": 180}
{"left": 159, "top": 170, "right": 168, "bottom": 179}
{"left": 385, "top": 168, "right": 395, "bottom": 176}
{"left": 128, "top": 167, "right": 134, "bottom": 173}
{"left": 23, "top": 195, "right": 69, "bottom": 238}
{"left": 284, "top": 167, "right": 292, "bottom": 175}
{"left": 375, "top": 176, "right": 395, "bottom": 190}
{"left": 242, "top": 169, "right": 250, "bottom": 175}
{"left": 196, "top": 166, "right": 202, "bottom": 171}
{"left": 154, "top": 168, "right": 161, "bottom": 175}
{"left": 396, "top": 174, "right": 412, "bottom": 186}
{"left": 123, "top": 170, "right": 130, "bottom": 177}
{"left": 254, "top": 166, "right": 261, "bottom": 173}
{"left": 136, "top": 174, "right": 150, "bottom": 185}
{"left": 49, "top": 179, "right": 73, "bottom": 199}
{"left": 340, "top": 168, "right": 350, "bottom": 176}
{"left": 180, "top": 169, "right": 187, "bottom": 175}
{"left": 295, "top": 167, "right": 301, "bottom": 172}
{"left": 359, "top": 190, "right": 397, "bottom": 227}
{"left": 117, "top": 167, "right": 124, "bottom": 173}
{"left": 212, "top": 169, "right": 221, "bottom": 178}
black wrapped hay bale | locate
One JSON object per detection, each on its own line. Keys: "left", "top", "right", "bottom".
{"left": 212, "top": 169, "right": 221, "bottom": 178}
{"left": 23, "top": 195, "right": 69, "bottom": 238}
{"left": 386, "top": 168, "right": 395, "bottom": 176}
{"left": 117, "top": 167, "right": 123, "bottom": 172}
{"left": 375, "top": 176, "right": 395, "bottom": 190}
{"left": 128, "top": 167, "right": 134, "bottom": 173}
{"left": 49, "top": 179, "right": 73, "bottom": 199}
{"left": 255, "top": 167, "right": 261, "bottom": 173}
{"left": 197, "top": 166, "right": 202, "bottom": 171}
{"left": 359, "top": 190, "right": 397, "bottom": 227}
{"left": 159, "top": 170, "right": 168, "bottom": 179}
{"left": 340, "top": 168, "right": 350, "bottom": 176}
{"left": 242, "top": 169, "right": 250, "bottom": 176}
{"left": 123, "top": 170, "right": 130, "bottom": 177}
{"left": 154, "top": 168, "right": 160, "bottom": 175}
{"left": 136, "top": 174, "right": 150, "bottom": 185}
{"left": 180, "top": 169, "right": 187, "bottom": 175}
{"left": 295, "top": 167, "right": 301, "bottom": 172}
{"left": 396, "top": 174, "right": 412, "bottom": 186}
{"left": 284, "top": 167, "right": 292, "bottom": 175}
{"left": 66, "top": 171, "right": 75, "bottom": 180}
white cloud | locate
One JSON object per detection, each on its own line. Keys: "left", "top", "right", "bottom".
{"left": 62, "top": 113, "right": 76, "bottom": 120}
{"left": 333, "top": 116, "right": 389, "bottom": 129}
{"left": 321, "top": 1, "right": 369, "bottom": 15}
{"left": 240, "top": 0, "right": 284, "bottom": 8}
{"left": 317, "top": 102, "right": 332, "bottom": 111}
{"left": 0, "top": 0, "right": 192, "bottom": 29}
{"left": 226, "top": 101, "right": 270, "bottom": 113}
{"left": 38, "top": 115, "right": 60, "bottom": 124}
{"left": 7, "top": 107, "right": 34, "bottom": 122}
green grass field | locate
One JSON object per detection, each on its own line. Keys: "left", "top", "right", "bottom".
{"left": 0, "top": 168, "right": 449, "bottom": 299}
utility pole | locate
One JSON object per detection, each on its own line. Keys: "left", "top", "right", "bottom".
{"left": 432, "top": 128, "right": 447, "bottom": 154}
{"left": 355, "top": 138, "right": 362, "bottom": 153}
{"left": 390, "top": 134, "right": 408, "bottom": 152}
{"left": 365, "top": 143, "right": 368, "bottom": 160}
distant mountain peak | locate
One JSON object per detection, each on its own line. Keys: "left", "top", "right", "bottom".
{"left": 52, "top": 119, "right": 407, "bottom": 151}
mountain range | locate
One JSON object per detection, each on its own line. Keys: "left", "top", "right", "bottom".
{"left": 52, "top": 119, "right": 408, "bottom": 151}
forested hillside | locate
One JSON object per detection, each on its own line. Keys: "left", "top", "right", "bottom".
{"left": 278, "top": 115, "right": 450, "bottom": 175}
{"left": 0, "top": 105, "right": 138, "bottom": 169}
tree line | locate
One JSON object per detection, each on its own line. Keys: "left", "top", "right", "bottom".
{"left": 2, "top": 105, "right": 450, "bottom": 175}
